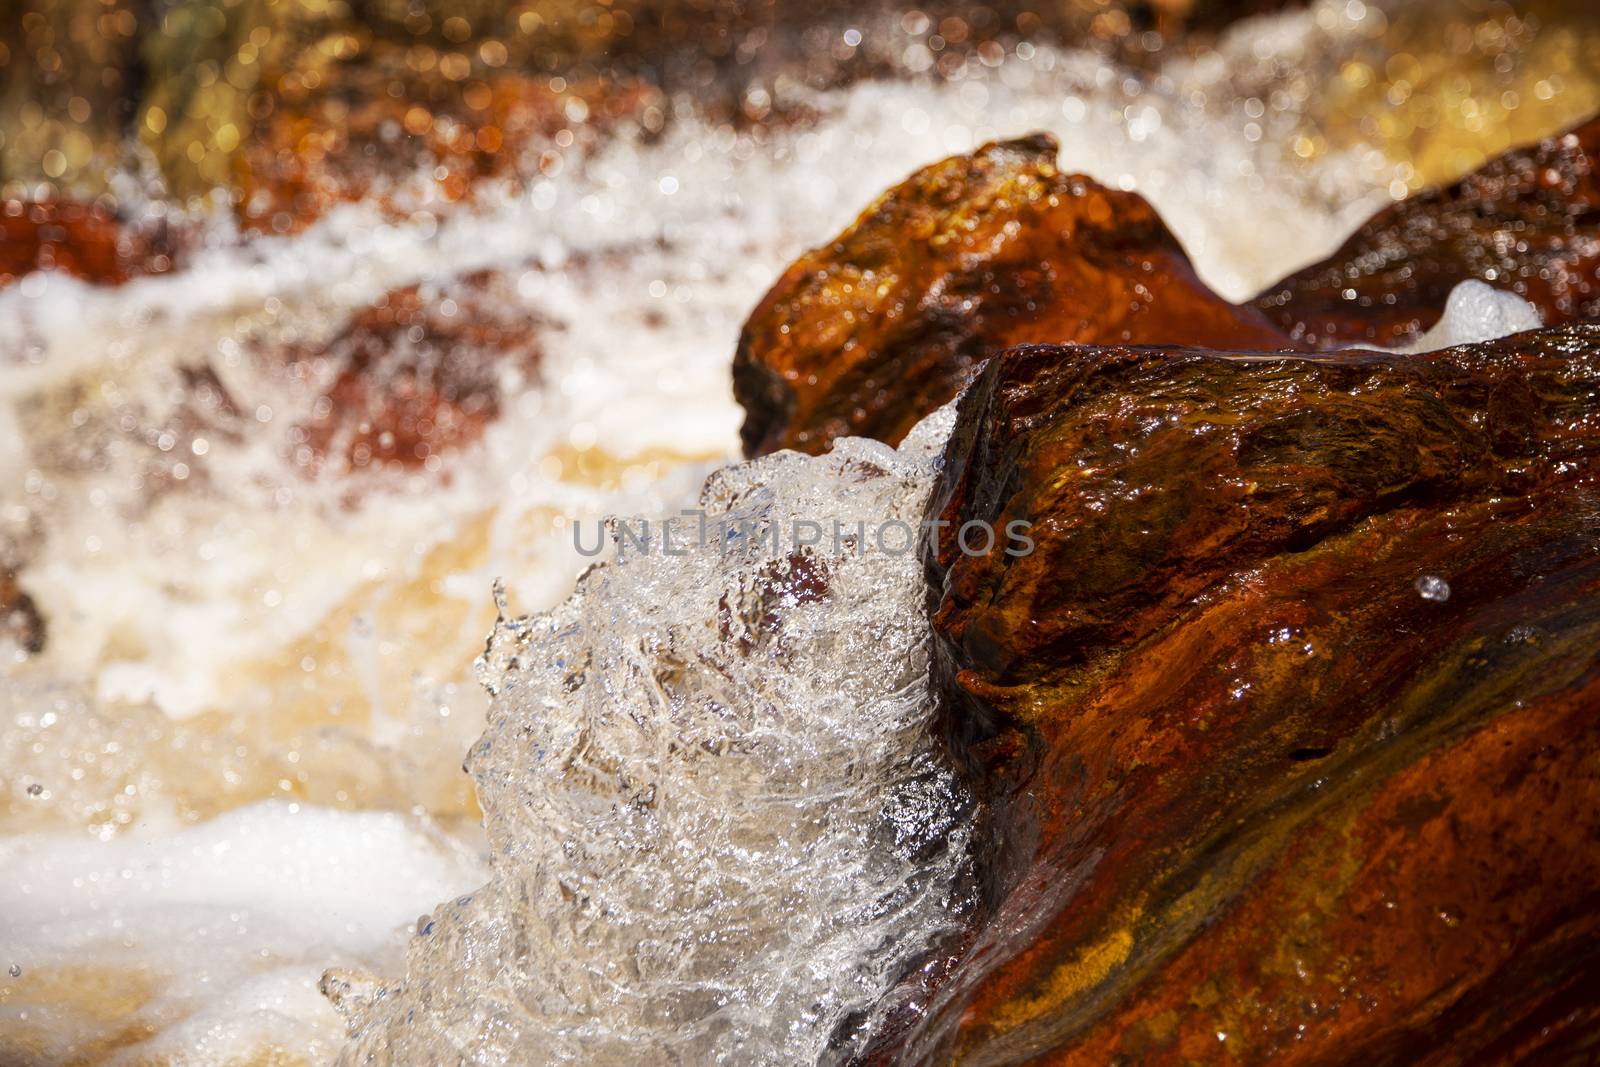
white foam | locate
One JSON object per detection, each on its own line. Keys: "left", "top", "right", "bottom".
{"left": 0, "top": 802, "right": 485, "bottom": 1065}
{"left": 1395, "top": 279, "right": 1544, "bottom": 353}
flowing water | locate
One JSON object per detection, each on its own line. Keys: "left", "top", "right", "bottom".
{"left": 0, "top": 2, "right": 1565, "bottom": 1063}
{"left": 330, "top": 406, "right": 973, "bottom": 1066}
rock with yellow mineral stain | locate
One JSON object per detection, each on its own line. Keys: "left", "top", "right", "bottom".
{"left": 1302, "top": 0, "right": 1600, "bottom": 190}
{"left": 1194, "top": 0, "right": 1600, "bottom": 196}
{"left": 233, "top": 56, "right": 657, "bottom": 234}
{"left": 908, "top": 325, "right": 1600, "bottom": 1064}
{"left": 733, "top": 133, "right": 1298, "bottom": 456}
{"left": 135, "top": 0, "right": 659, "bottom": 231}
{"left": 0, "top": 0, "right": 143, "bottom": 195}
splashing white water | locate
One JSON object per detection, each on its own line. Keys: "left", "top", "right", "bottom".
{"left": 326, "top": 408, "right": 971, "bottom": 1065}
{"left": 0, "top": 797, "right": 484, "bottom": 1066}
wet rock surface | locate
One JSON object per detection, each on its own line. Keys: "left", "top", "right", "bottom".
{"left": 1255, "top": 115, "right": 1600, "bottom": 348}
{"left": 733, "top": 134, "right": 1296, "bottom": 457}
{"left": 918, "top": 326, "right": 1600, "bottom": 1064}
{"left": 2, "top": 0, "right": 1315, "bottom": 246}
{"left": 233, "top": 62, "right": 657, "bottom": 235}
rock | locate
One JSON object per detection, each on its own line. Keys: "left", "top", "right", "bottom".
{"left": 1265, "top": 0, "right": 1600, "bottom": 192}
{"left": 234, "top": 58, "right": 657, "bottom": 235}
{"left": 918, "top": 325, "right": 1600, "bottom": 1064}
{"left": 1255, "top": 116, "right": 1600, "bottom": 348}
{"left": 131, "top": 0, "right": 659, "bottom": 230}
{"left": 733, "top": 134, "right": 1298, "bottom": 457}
{"left": 281, "top": 270, "right": 543, "bottom": 475}
{"left": 0, "top": 199, "right": 179, "bottom": 288}
{"left": 0, "top": 568, "right": 43, "bottom": 654}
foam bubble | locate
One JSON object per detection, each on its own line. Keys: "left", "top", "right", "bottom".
{"left": 1395, "top": 280, "right": 1544, "bottom": 353}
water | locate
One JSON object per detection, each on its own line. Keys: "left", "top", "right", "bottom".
{"left": 0, "top": 3, "right": 1512, "bottom": 1063}
{"left": 1395, "top": 279, "right": 1543, "bottom": 354}
{"left": 329, "top": 407, "right": 971, "bottom": 1065}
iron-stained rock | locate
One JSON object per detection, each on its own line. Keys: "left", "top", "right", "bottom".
{"left": 918, "top": 325, "right": 1600, "bottom": 1065}
{"left": 733, "top": 134, "right": 1298, "bottom": 457}
{"left": 280, "top": 270, "right": 543, "bottom": 475}
{"left": 0, "top": 198, "right": 179, "bottom": 287}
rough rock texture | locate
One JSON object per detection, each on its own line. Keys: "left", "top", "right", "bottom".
{"left": 0, "top": 199, "right": 180, "bottom": 288}
{"left": 1255, "top": 116, "right": 1600, "bottom": 348}
{"left": 919, "top": 326, "right": 1600, "bottom": 1065}
{"left": 733, "top": 134, "right": 1298, "bottom": 457}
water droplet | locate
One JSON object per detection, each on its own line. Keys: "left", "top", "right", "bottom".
{"left": 1414, "top": 575, "right": 1451, "bottom": 602}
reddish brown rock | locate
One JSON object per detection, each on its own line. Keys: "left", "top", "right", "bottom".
{"left": 283, "top": 270, "right": 542, "bottom": 475}
{"left": 127, "top": 0, "right": 663, "bottom": 229}
{"left": 0, "top": 568, "right": 43, "bottom": 654}
{"left": 0, "top": 199, "right": 179, "bottom": 288}
{"left": 1255, "top": 115, "right": 1600, "bottom": 348}
{"left": 236, "top": 58, "right": 658, "bottom": 235}
{"left": 911, "top": 326, "right": 1600, "bottom": 1064}
{"left": 733, "top": 134, "right": 1299, "bottom": 457}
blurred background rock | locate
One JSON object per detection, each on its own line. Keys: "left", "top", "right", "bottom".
{"left": 2, "top": 0, "right": 1598, "bottom": 245}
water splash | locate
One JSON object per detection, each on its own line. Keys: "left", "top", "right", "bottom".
{"left": 326, "top": 408, "right": 972, "bottom": 1065}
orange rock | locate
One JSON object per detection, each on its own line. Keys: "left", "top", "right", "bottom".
{"left": 733, "top": 134, "right": 1298, "bottom": 457}
{"left": 236, "top": 51, "right": 657, "bottom": 234}
{"left": 908, "top": 326, "right": 1600, "bottom": 1064}
{"left": 0, "top": 199, "right": 178, "bottom": 288}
